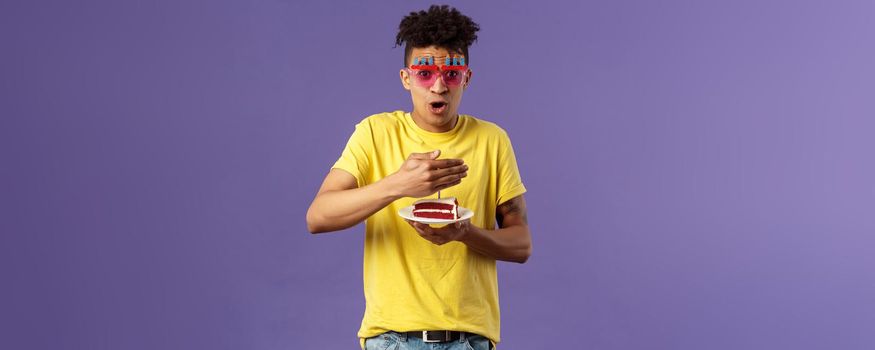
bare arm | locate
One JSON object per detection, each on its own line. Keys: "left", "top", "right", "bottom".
{"left": 406, "top": 194, "right": 532, "bottom": 263}
{"left": 305, "top": 168, "right": 398, "bottom": 233}
{"left": 306, "top": 150, "right": 468, "bottom": 233}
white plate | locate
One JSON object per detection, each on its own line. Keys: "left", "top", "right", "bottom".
{"left": 398, "top": 205, "right": 474, "bottom": 225}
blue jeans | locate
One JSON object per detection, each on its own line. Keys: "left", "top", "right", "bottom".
{"left": 364, "top": 331, "right": 493, "bottom": 350}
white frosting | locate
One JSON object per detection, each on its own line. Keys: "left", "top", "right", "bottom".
{"left": 413, "top": 209, "right": 454, "bottom": 213}
{"left": 413, "top": 197, "right": 457, "bottom": 206}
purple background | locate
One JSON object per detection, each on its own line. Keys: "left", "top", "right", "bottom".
{"left": 3, "top": 0, "right": 874, "bottom": 349}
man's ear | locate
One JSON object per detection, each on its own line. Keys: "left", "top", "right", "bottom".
{"left": 463, "top": 69, "right": 473, "bottom": 89}
{"left": 400, "top": 69, "right": 412, "bottom": 91}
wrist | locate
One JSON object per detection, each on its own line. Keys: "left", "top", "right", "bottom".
{"left": 377, "top": 174, "right": 404, "bottom": 201}
{"left": 458, "top": 223, "right": 480, "bottom": 243}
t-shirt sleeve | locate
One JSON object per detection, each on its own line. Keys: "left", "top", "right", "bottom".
{"left": 496, "top": 129, "right": 527, "bottom": 206}
{"left": 331, "top": 119, "right": 373, "bottom": 187}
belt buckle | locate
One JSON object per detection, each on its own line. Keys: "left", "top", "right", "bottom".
{"left": 422, "top": 331, "right": 447, "bottom": 343}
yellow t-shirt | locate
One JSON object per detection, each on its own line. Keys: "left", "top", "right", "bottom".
{"left": 332, "top": 110, "right": 527, "bottom": 349}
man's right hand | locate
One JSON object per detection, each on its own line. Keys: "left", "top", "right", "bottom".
{"left": 386, "top": 150, "right": 468, "bottom": 198}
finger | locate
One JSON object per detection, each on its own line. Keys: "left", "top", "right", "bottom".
{"left": 419, "top": 229, "right": 441, "bottom": 244}
{"left": 407, "top": 150, "right": 440, "bottom": 160}
{"left": 434, "top": 178, "right": 462, "bottom": 191}
{"left": 428, "top": 164, "right": 468, "bottom": 180}
{"left": 417, "top": 222, "right": 434, "bottom": 235}
{"left": 411, "top": 221, "right": 425, "bottom": 232}
{"left": 409, "top": 220, "right": 427, "bottom": 232}
{"left": 434, "top": 172, "right": 466, "bottom": 187}
{"left": 410, "top": 223, "right": 426, "bottom": 235}
{"left": 427, "top": 158, "right": 465, "bottom": 169}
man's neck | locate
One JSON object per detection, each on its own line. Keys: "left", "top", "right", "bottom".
{"left": 410, "top": 111, "right": 458, "bottom": 133}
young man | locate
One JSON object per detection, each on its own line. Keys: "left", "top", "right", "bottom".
{"left": 306, "top": 5, "right": 531, "bottom": 350}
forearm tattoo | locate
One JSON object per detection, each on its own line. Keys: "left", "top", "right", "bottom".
{"left": 496, "top": 196, "right": 528, "bottom": 228}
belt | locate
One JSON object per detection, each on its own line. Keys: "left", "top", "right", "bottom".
{"left": 405, "top": 330, "right": 466, "bottom": 343}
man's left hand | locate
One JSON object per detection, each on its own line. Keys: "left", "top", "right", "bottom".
{"left": 405, "top": 219, "right": 472, "bottom": 245}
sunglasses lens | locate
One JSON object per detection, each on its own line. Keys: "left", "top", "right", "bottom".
{"left": 413, "top": 70, "right": 436, "bottom": 86}
{"left": 442, "top": 71, "right": 463, "bottom": 86}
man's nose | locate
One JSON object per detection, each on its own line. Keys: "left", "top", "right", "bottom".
{"left": 429, "top": 74, "right": 448, "bottom": 94}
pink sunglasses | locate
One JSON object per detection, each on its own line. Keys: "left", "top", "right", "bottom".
{"left": 406, "top": 56, "right": 469, "bottom": 88}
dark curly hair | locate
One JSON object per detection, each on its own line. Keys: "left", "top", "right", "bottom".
{"left": 395, "top": 5, "right": 480, "bottom": 67}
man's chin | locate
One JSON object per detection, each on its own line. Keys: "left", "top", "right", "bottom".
{"left": 413, "top": 108, "right": 456, "bottom": 127}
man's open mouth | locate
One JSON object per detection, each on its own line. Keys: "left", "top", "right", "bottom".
{"left": 428, "top": 101, "right": 448, "bottom": 114}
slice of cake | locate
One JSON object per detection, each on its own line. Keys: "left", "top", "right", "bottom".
{"left": 412, "top": 197, "right": 459, "bottom": 220}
